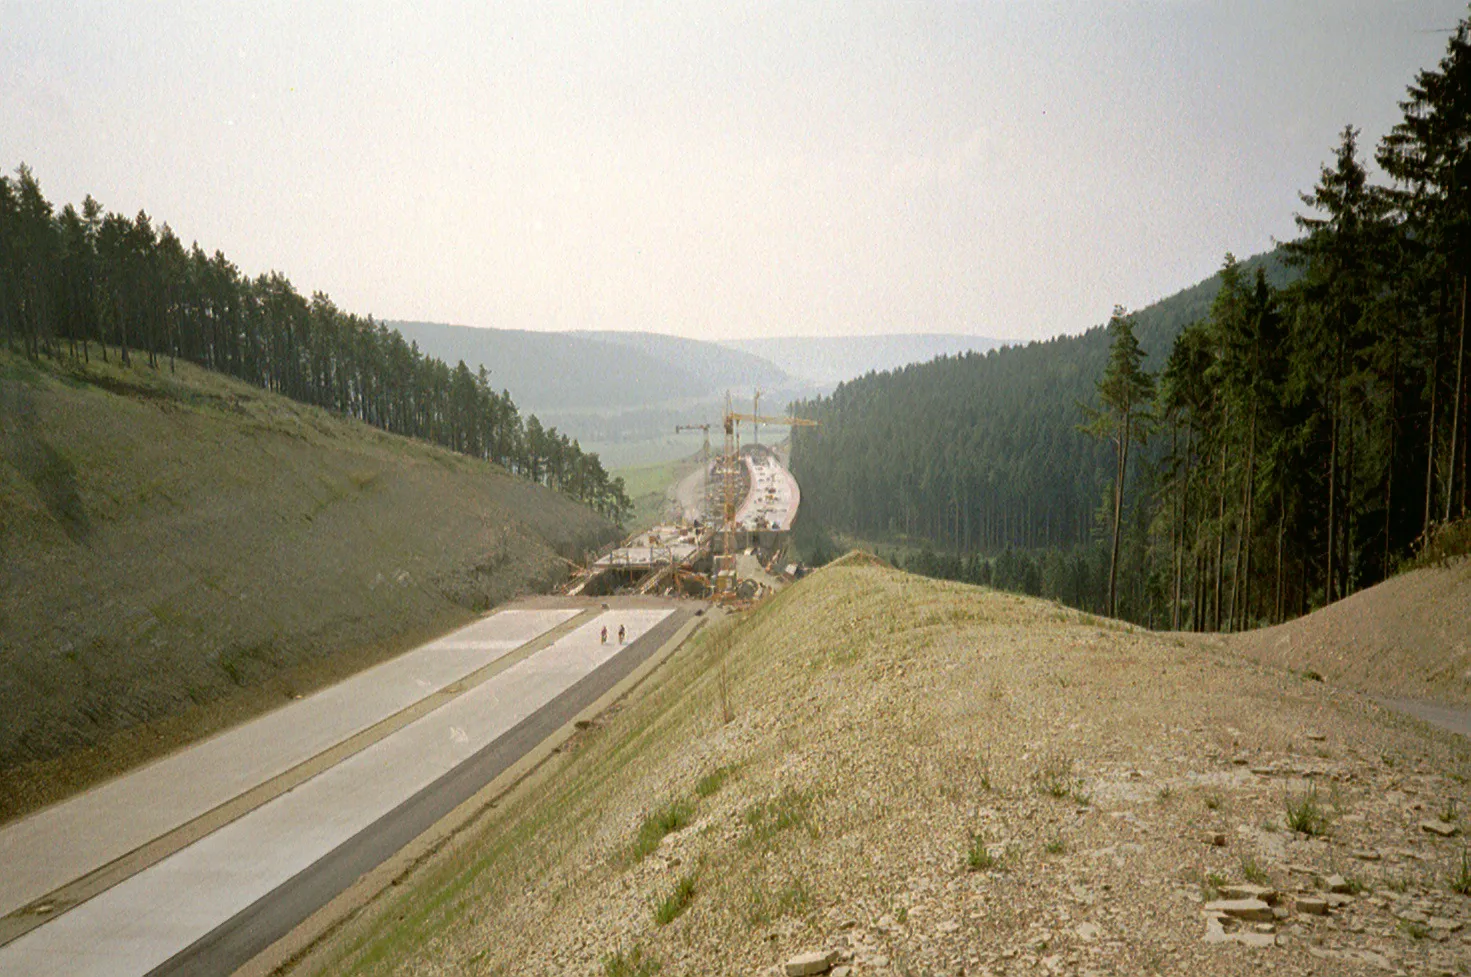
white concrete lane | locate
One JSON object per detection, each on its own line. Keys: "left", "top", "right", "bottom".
{"left": 735, "top": 453, "right": 800, "bottom": 531}
{"left": 0, "top": 609, "right": 672, "bottom": 977}
{"left": 0, "top": 608, "right": 578, "bottom": 919}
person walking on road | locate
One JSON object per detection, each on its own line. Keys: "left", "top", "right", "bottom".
{"left": 618, "top": 624, "right": 626, "bottom": 644}
{"left": 600, "top": 625, "right": 608, "bottom": 644}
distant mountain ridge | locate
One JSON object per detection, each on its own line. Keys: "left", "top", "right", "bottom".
{"left": 722, "top": 333, "right": 1007, "bottom": 386}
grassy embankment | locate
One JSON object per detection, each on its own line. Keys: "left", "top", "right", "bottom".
{"left": 0, "top": 349, "right": 617, "bottom": 821}
{"left": 298, "top": 554, "right": 1471, "bottom": 977}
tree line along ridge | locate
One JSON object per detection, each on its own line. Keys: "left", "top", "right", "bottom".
{"left": 0, "top": 172, "right": 633, "bottom": 523}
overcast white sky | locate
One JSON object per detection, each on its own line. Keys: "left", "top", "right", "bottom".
{"left": 2, "top": 2, "right": 1466, "bottom": 341}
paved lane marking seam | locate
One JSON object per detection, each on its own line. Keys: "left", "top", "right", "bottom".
{"left": 0, "top": 605, "right": 601, "bottom": 950}
{"left": 234, "top": 605, "right": 711, "bottom": 977}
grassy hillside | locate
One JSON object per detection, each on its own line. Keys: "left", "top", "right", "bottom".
{"left": 0, "top": 350, "right": 617, "bottom": 817}
{"left": 300, "top": 555, "right": 1471, "bottom": 977}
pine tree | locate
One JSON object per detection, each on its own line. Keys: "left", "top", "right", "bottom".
{"left": 1081, "top": 307, "right": 1157, "bottom": 618}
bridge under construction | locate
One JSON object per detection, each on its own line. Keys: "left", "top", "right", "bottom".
{"left": 567, "top": 394, "right": 816, "bottom": 602}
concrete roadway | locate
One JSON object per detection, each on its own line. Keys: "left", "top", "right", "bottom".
{"left": 0, "top": 602, "right": 692, "bottom": 977}
{"left": 0, "top": 608, "right": 579, "bottom": 921}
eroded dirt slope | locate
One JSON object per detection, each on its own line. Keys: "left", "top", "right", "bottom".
{"left": 302, "top": 556, "right": 1471, "bottom": 977}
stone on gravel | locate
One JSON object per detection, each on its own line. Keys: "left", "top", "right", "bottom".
{"left": 1322, "top": 873, "right": 1352, "bottom": 893}
{"left": 1295, "top": 896, "right": 1329, "bottom": 915}
{"left": 1203, "top": 898, "right": 1274, "bottom": 922}
{"left": 1420, "top": 819, "right": 1460, "bottom": 837}
{"left": 785, "top": 950, "right": 837, "bottom": 976}
{"left": 1219, "top": 883, "right": 1277, "bottom": 903}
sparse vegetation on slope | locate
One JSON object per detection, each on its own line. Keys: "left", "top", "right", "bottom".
{"left": 0, "top": 350, "right": 617, "bottom": 819}
{"left": 297, "top": 557, "right": 1471, "bottom": 977}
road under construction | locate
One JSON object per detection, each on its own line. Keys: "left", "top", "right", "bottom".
{"left": 568, "top": 394, "right": 816, "bottom": 603}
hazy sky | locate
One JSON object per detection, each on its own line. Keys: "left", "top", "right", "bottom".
{"left": 3, "top": 2, "right": 1466, "bottom": 341}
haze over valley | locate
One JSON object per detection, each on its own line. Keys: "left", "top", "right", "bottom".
{"left": 5, "top": 5, "right": 1471, "bottom": 977}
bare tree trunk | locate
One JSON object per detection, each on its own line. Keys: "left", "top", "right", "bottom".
{"left": 1274, "top": 504, "right": 1286, "bottom": 623}
{"left": 1447, "top": 276, "right": 1467, "bottom": 523}
{"left": 1327, "top": 339, "right": 1341, "bottom": 604}
{"left": 1385, "top": 338, "right": 1399, "bottom": 577}
{"left": 1213, "top": 439, "right": 1229, "bottom": 631}
{"left": 1238, "top": 405, "right": 1258, "bottom": 630}
{"left": 1107, "top": 411, "right": 1130, "bottom": 618}
{"left": 1173, "top": 426, "right": 1191, "bottom": 630}
{"left": 1425, "top": 308, "right": 1444, "bottom": 537}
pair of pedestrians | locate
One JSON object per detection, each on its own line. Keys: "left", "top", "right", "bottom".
{"left": 599, "top": 624, "right": 626, "bottom": 645}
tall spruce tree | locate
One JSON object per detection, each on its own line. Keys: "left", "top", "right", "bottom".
{"left": 1081, "top": 307, "right": 1156, "bottom": 618}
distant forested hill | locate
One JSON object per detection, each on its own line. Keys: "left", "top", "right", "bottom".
{"left": 723, "top": 333, "right": 1006, "bottom": 385}
{"left": 389, "top": 322, "right": 791, "bottom": 413}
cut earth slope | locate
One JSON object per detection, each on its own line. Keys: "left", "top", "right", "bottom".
{"left": 296, "top": 554, "right": 1471, "bottom": 977}
{"left": 1223, "top": 561, "right": 1471, "bottom": 707}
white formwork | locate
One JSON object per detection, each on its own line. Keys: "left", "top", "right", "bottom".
{"left": 0, "top": 609, "right": 672, "bottom": 977}
{"left": 0, "top": 608, "right": 578, "bottom": 919}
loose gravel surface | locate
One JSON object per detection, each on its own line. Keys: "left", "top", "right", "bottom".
{"left": 305, "top": 556, "right": 1471, "bottom": 977}
{"left": 1225, "top": 559, "right": 1471, "bottom": 707}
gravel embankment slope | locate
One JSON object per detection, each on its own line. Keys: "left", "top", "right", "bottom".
{"left": 0, "top": 352, "right": 617, "bottom": 819}
{"left": 303, "top": 555, "right": 1471, "bottom": 977}
{"left": 1224, "top": 560, "right": 1471, "bottom": 707}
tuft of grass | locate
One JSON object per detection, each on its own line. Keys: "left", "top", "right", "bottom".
{"left": 694, "top": 765, "right": 734, "bottom": 799}
{"left": 967, "top": 834, "right": 999, "bottom": 871}
{"left": 631, "top": 799, "right": 695, "bottom": 860}
{"left": 1285, "top": 785, "right": 1332, "bottom": 837}
{"left": 976, "top": 750, "right": 994, "bottom": 792}
{"left": 1452, "top": 847, "right": 1471, "bottom": 896}
{"left": 603, "top": 945, "right": 662, "bottom": 977}
{"left": 1035, "top": 753, "right": 1074, "bottom": 798}
{"left": 1043, "top": 833, "right": 1068, "bottom": 856}
{"left": 1202, "top": 870, "right": 1227, "bottom": 900}
{"left": 742, "top": 788, "right": 817, "bottom": 849}
{"left": 653, "top": 872, "right": 698, "bottom": 926}
{"left": 743, "top": 877, "right": 813, "bottom": 928}
{"left": 1157, "top": 785, "right": 1174, "bottom": 803}
{"left": 1440, "top": 798, "right": 1460, "bottom": 825}
{"left": 1240, "top": 855, "right": 1269, "bottom": 886}
{"left": 1203, "top": 791, "right": 1222, "bottom": 811}
{"left": 716, "top": 663, "right": 735, "bottom": 725}
{"left": 1398, "top": 918, "right": 1430, "bottom": 941}
{"left": 1403, "top": 517, "right": 1471, "bottom": 572}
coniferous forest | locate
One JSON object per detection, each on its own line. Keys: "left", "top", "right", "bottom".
{"left": 793, "top": 22, "right": 1471, "bottom": 628}
{"left": 0, "top": 172, "right": 632, "bottom": 522}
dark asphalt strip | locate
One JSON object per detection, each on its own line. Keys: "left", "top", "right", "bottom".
{"left": 146, "top": 608, "right": 692, "bottom": 977}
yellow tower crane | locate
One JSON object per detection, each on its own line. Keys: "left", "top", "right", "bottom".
{"left": 714, "top": 391, "right": 818, "bottom": 596}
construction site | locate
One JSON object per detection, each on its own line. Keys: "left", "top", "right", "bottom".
{"left": 567, "top": 394, "right": 815, "bottom": 603}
